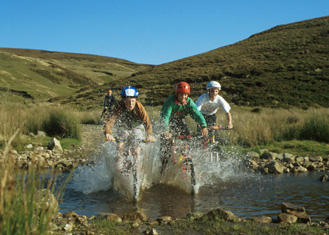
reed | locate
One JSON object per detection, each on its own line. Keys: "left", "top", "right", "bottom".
{"left": 218, "top": 107, "right": 329, "bottom": 146}
{"left": 0, "top": 130, "right": 64, "bottom": 234}
{"left": 0, "top": 103, "right": 82, "bottom": 147}
{"left": 42, "top": 108, "right": 81, "bottom": 140}
{"left": 1, "top": 103, "right": 329, "bottom": 149}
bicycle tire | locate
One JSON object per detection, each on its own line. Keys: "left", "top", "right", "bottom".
{"left": 132, "top": 166, "right": 138, "bottom": 202}
{"left": 183, "top": 156, "right": 196, "bottom": 195}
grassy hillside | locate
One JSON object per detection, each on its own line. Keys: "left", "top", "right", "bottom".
{"left": 57, "top": 16, "right": 329, "bottom": 109}
{"left": 0, "top": 48, "right": 153, "bottom": 103}
{"left": 1, "top": 16, "right": 328, "bottom": 109}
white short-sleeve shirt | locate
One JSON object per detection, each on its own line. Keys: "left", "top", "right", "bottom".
{"left": 195, "top": 93, "right": 231, "bottom": 116}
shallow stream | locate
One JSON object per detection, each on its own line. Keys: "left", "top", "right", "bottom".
{"left": 59, "top": 142, "right": 329, "bottom": 221}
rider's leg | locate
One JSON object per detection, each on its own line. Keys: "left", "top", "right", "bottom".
{"left": 160, "top": 137, "right": 171, "bottom": 174}
{"left": 115, "top": 141, "right": 125, "bottom": 172}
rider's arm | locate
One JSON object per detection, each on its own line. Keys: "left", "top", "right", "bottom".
{"left": 135, "top": 101, "right": 153, "bottom": 137}
{"left": 160, "top": 95, "right": 175, "bottom": 131}
{"left": 104, "top": 103, "right": 122, "bottom": 135}
{"left": 226, "top": 112, "right": 233, "bottom": 129}
{"left": 195, "top": 93, "right": 206, "bottom": 111}
{"left": 104, "top": 95, "right": 109, "bottom": 108}
{"left": 188, "top": 98, "right": 207, "bottom": 129}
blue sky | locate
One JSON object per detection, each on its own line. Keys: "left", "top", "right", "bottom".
{"left": 1, "top": 0, "right": 328, "bottom": 65}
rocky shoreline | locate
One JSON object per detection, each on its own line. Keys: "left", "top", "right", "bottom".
{"left": 245, "top": 150, "right": 329, "bottom": 176}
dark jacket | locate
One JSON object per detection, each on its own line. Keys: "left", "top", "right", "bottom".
{"left": 104, "top": 94, "right": 117, "bottom": 109}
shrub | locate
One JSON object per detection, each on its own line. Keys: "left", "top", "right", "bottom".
{"left": 42, "top": 109, "right": 81, "bottom": 140}
{"left": 299, "top": 114, "right": 329, "bottom": 143}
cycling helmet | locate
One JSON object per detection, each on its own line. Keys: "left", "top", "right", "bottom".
{"left": 120, "top": 86, "right": 139, "bottom": 98}
{"left": 206, "top": 81, "right": 221, "bottom": 90}
{"left": 175, "top": 82, "right": 190, "bottom": 94}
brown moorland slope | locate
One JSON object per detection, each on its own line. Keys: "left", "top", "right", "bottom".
{"left": 1, "top": 16, "right": 328, "bottom": 109}
{"left": 57, "top": 16, "right": 329, "bottom": 109}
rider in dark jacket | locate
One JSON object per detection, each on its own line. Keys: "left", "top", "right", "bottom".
{"left": 101, "top": 89, "right": 117, "bottom": 117}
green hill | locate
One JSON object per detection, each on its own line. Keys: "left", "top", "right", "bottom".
{"left": 1, "top": 16, "right": 329, "bottom": 109}
{"left": 61, "top": 16, "right": 329, "bottom": 109}
{"left": 0, "top": 48, "right": 153, "bottom": 103}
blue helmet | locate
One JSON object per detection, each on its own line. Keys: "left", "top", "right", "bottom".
{"left": 120, "top": 86, "right": 139, "bottom": 98}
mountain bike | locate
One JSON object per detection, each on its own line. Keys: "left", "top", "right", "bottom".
{"left": 162, "top": 135, "right": 197, "bottom": 195}
{"left": 202, "top": 125, "right": 233, "bottom": 162}
{"left": 110, "top": 138, "right": 154, "bottom": 202}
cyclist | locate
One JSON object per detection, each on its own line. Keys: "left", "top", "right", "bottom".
{"left": 101, "top": 89, "right": 117, "bottom": 118}
{"left": 160, "top": 82, "right": 208, "bottom": 173}
{"left": 195, "top": 81, "right": 233, "bottom": 138}
{"left": 104, "top": 86, "right": 154, "bottom": 172}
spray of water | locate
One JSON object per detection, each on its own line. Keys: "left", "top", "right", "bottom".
{"left": 68, "top": 129, "right": 249, "bottom": 200}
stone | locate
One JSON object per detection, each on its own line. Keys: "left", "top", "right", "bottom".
{"left": 309, "top": 156, "right": 323, "bottom": 162}
{"left": 36, "top": 146, "right": 44, "bottom": 151}
{"left": 37, "top": 131, "right": 47, "bottom": 137}
{"left": 246, "top": 159, "right": 259, "bottom": 170}
{"left": 276, "top": 153, "right": 284, "bottom": 160}
{"left": 284, "top": 153, "right": 294, "bottom": 160}
{"left": 96, "top": 213, "right": 122, "bottom": 222}
{"left": 289, "top": 211, "right": 311, "bottom": 223}
{"left": 34, "top": 189, "right": 58, "bottom": 219}
{"left": 48, "top": 138, "right": 63, "bottom": 152}
{"left": 265, "top": 161, "right": 284, "bottom": 174}
{"left": 206, "top": 208, "right": 238, "bottom": 222}
{"left": 281, "top": 203, "right": 305, "bottom": 213}
{"left": 307, "top": 163, "right": 317, "bottom": 171}
{"left": 122, "top": 211, "right": 147, "bottom": 222}
{"left": 259, "top": 149, "right": 268, "bottom": 155}
{"left": 247, "top": 151, "right": 260, "bottom": 159}
{"left": 251, "top": 216, "right": 272, "bottom": 223}
{"left": 296, "top": 166, "right": 308, "bottom": 172}
{"left": 156, "top": 216, "right": 172, "bottom": 223}
{"left": 320, "top": 174, "right": 328, "bottom": 182}
{"left": 278, "top": 213, "right": 297, "bottom": 224}
{"left": 26, "top": 144, "right": 33, "bottom": 149}
{"left": 295, "top": 156, "right": 304, "bottom": 163}
{"left": 261, "top": 152, "right": 278, "bottom": 160}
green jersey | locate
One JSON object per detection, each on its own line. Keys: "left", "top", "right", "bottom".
{"left": 160, "top": 95, "right": 207, "bottom": 131}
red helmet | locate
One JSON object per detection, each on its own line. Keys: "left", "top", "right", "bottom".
{"left": 175, "top": 82, "right": 190, "bottom": 94}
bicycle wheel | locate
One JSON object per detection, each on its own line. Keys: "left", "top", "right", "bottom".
{"left": 132, "top": 166, "right": 138, "bottom": 202}
{"left": 183, "top": 156, "right": 196, "bottom": 195}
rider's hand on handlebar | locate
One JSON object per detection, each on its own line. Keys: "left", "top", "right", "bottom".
{"left": 201, "top": 127, "right": 208, "bottom": 136}
{"left": 105, "top": 133, "right": 115, "bottom": 141}
{"left": 227, "top": 123, "right": 234, "bottom": 129}
{"left": 164, "top": 131, "right": 172, "bottom": 138}
{"left": 146, "top": 135, "right": 155, "bottom": 142}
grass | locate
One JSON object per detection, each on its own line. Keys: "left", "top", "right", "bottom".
{"left": 0, "top": 103, "right": 83, "bottom": 150}
{"left": 0, "top": 48, "right": 153, "bottom": 103}
{"left": 0, "top": 130, "right": 73, "bottom": 234}
{"left": 1, "top": 103, "right": 329, "bottom": 157}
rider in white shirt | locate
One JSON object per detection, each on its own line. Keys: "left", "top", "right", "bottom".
{"left": 195, "top": 81, "right": 233, "bottom": 130}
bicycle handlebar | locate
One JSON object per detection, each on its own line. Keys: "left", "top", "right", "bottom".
{"left": 107, "top": 138, "right": 155, "bottom": 143}
{"left": 208, "top": 125, "right": 234, "bottom": 130}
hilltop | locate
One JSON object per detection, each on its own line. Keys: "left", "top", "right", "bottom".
{"left": 1, "top": 16, "right": 329, "bottom": 108}
{"left": 0, "top": 48, "right": 153, "bottom": 104}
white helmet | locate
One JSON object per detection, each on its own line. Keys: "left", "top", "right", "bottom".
{"left": 206, "top": 81, "right": 221, "bottom": 90}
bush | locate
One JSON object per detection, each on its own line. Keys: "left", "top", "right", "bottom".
{"left": 42, "top": 110, "right": 81, "bottom": 140}
{"left": 299, "top": 114, "right": 329, "bottom": 143}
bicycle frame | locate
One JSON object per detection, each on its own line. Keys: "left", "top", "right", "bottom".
{"left": 170, "top": 135, "right": 196, "bottom": 194}
{"left": 111, "top": 138, "right": 152, "bottom": 201}
{"left": 202, "top": 125, "right": 232, "bottom": 162}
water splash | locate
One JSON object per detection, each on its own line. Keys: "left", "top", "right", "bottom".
{"left": 68, "top": 136, "right": 248, "bottom": 199}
